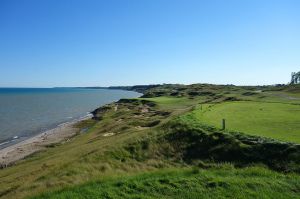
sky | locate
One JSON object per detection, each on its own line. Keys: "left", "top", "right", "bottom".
{"left": 0, "top": 0, "right": 299, "bottom": 87}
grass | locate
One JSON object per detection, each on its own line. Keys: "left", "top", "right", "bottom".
{"left": 31, "top": 166, "right": 300, "bottom": 199}
{"left": 0, "top": 96, "right": 197, "bottom": 199}
{"left": 137, "top": 96, "right": 200, "bottom": 110}
{"left": 0, "top": 84, "right": 300, "bottom": 199}
{"left": 193, "top": 101, "right": 300, "bottom": 143}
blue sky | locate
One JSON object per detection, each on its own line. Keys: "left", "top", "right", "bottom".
{"left": 0, "top": 0, "right": 299, "bottom": 87}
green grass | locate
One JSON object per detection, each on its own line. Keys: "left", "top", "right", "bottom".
{"left": 140, "top": 96, "right": 188, "bottom": 104}
{"left": 137, "top": 96, "right": 199, "bottom": 110}
{"left": 31, "top": 166, "right": 300, "bottom": 199}
{"left": 0, "top": 96, "right": 197, "bottom": 199}
{"left": 1, "top": 84, "right": 300, "bottom": 199}
{"left": 193, "top": 101, "right": 300, "bottom": 143}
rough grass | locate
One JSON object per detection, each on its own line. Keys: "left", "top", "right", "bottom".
{"left": 1, "top": 84, "right": 300, "bottom": 199}
{"left": 164, "top": 114, "right": 300, "bottom": 172}
{"left": 193, "top": 101, "right": 300, "bottom": 143}
{"left": 30, "top": 166, "right": 300, "bottom": 199}
{"left": 0, "top": 96, "right": 196, "bottom": 199}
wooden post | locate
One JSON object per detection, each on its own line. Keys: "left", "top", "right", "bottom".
{"left": 222, "top": 119, "right": 226, "bottom": 130}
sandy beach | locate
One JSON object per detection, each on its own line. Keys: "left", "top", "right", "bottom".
{"left": 0, "top": 116, "right": 92, "bottom": 167}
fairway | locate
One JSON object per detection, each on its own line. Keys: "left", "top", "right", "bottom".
{"left": 194, "top": 101, "right": 300, "bottom": 143}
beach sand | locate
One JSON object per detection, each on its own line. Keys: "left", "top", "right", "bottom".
{"left": 0, "top": 116, "right": 91, "bottom": 167}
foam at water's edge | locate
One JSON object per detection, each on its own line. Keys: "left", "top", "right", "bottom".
{"left": 0, "top": 113, "right": 93, "bottom": 150}
{"left": 0, "top": 141, "right": 10, "bottom": 146}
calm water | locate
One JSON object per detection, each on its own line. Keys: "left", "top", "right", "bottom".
{"left": 0, "top": 88, "right": 140, "bottom": 148}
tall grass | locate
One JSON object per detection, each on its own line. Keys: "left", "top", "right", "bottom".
{"left": 31, "top": 166, "right": 300, "bottom": 199}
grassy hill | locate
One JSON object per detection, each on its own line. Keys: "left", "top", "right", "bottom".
{"left": 32, "top": 167, "right": 300, "bottom": 199}
{"left": 0, "top": 84, "right": 300, "bottom": 198}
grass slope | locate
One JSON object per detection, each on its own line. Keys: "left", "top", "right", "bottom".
{"left": 0, "top": 84, "right": 300, "bottom": 199}
{"left": 31, "top": 167, "right": 300, "bottom": 199}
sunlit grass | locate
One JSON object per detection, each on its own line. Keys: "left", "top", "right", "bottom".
{"left": 193, "top": 101, "right": 300, "bottom": 143}
{"left": 31, "top": 166, "right": 300, "bottom": 199}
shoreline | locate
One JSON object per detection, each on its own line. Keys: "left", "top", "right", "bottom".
{"left": 0, "top": 89, "right": 142, "bottom": 168}
{"left": 0, "top": 113, "right": 93, "bottom": 150}
{"left": 0, "top": 114, "right": 93, "bottom": 167}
